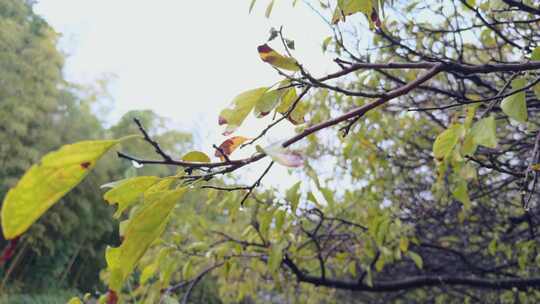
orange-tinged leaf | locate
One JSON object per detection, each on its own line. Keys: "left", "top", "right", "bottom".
{"left": 215, "top": 136, "right": 250, "bottom": 161}
{"left": 257, "top": 44, "right": 300, "bottom": 71}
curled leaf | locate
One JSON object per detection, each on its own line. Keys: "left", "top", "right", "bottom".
{"left": 215, "top": 136, "right": 250, "bottom": 161}
{"left": 257, "top": 44, "right": 300, "bottom": 71}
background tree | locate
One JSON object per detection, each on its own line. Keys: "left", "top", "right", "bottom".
{"left": 0, "top": 1, "right": 194, "bottom": 299}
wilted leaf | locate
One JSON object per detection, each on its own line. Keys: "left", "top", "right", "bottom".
{"left": 103, "top": 176, "right": 161, "bottom": 218}
{"left": 1, "top": 136, "right": 137, "bottom": 239}
{"left": 432, "top": 124, "right": 462, "bottom": 161}
{"left": 501, "top": 78, "right": 528, "bottom": 123}
{"left": 182, "top": 151, "right": 211, "bottom": 163}
{"left": 258, "top": 142, "right": 304, "bottom": 167}
{"left": 218, "top": 88, "right": 268, "bottom": 135}
{"left": 215, "top": 136, "right": 250, "bottom": 161}
{"left": 257, "top": 44, "right": 300, "bottom": 71}
{"left": 106, "top": 188, "right": 186, "bottom": 292}
{"left": 471, "top": 115, "right": 497, "bottom": 148}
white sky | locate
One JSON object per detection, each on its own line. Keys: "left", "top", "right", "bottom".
{"left": 34, "top": 0, "right": 334, "bottom": 187}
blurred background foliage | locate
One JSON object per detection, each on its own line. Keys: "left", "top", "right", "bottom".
{"left": 0, "top": 0, "right": 198, "bottom": 301}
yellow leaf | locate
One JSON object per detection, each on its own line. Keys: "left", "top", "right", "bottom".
{"left": 257, "top": 44, "right": 300, "bottom": 71}
{"left": 432, "top": 124, "right": 462, "bottom": 161}
{"left": 275, "top": 88, "right": 307, "bottom": 125}
{"left": 103, "top": 176, "right": 161, "bottom": 218}
{"left": 215, "top": 136, "right": 250, "bottom": 161}
{"left": 1, "top": 137, "right": 136, "bottom": 239}
{"left": 106, "top": 188, "right": 186, "bottom": 292}
{"left": 67, "top": 298, "right": 83, "bottom": 304}
{"left": 181, "top": 151, "right": 211, "bottom": 163}
{"left": 331, "top": 0, "right": 373, "bottom": 24}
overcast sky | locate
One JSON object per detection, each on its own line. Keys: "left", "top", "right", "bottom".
{"left": 34, "top": 0, "right": 334, "bottom": 187}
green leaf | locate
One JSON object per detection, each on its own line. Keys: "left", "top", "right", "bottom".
{"left": 106, "top": 188, "right": 186, "bottom": 292}
{"left": 286, "top": 181, "right": 302, "bottom": 212}
{"left": 332, "top": 0, "right": 372, "bottom": 24}
{"left": 501, "top": 78, "right": 528, "bottom": 123}
{"left": 1, "top": 137, "right": 136, "bottom": 239}
{"left": 452, "top": 181, "right": 471, "bottom": 210}
{"left": 268, "top": 242, "right": 285, "bottom": 273}
{"left": 322, "top": 36, "right": 333, "bottom": 52}
{"left": 471, "top": 115, "right": 497, "bottom": 148}
{"left": 181, "top": 151, "right": 211, "bottom": 163}
{"left": 254, "top": 89, "right": 287, "bottom": 118}
{"left": 218, "top": 87, "right": 268, "bottom": 135}
{"left": 274, "top": 210, "right": 286, "bottom": 231}
{"left": 433, "top": 124, "right": 462, "bottom": 161}
{"left": 399, "top": 237, "right": 409, "bottom": 253}
{"left": 407, "top": 251, "right": 423, "bottom": 269}
{"left": 103, "top": 176, "right": 161, "bottom": 218}
{"left": 531, "top": 46, "right": 540, "bottom": 61}
{"left": 375, "top": 255, "right": 385, "bottom": 272}
{"left": 275, "top": 88, "right": 307, "bottom": 125}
